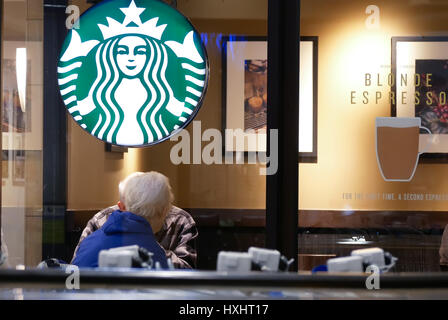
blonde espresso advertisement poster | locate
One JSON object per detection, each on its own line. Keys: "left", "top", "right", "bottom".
{"left": 341, "top": 47, "right": 448, "bottom": 211}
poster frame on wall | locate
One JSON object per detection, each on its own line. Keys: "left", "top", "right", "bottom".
{"left": 2, "top": 41, "right": 43, "bottom": 151}
{"left": 392, "top": 36, "right": 448, "bottom": 162}
{"left": 222, "top": 36, "right": 318, "bottom": 163}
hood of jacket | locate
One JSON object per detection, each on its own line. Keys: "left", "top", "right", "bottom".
{"left": 102, "top": 210, "right": 154, "bottom": 236}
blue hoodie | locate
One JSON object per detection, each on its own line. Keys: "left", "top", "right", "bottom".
{"left": 73, "top": 210, "right": 168, "bottom": 269}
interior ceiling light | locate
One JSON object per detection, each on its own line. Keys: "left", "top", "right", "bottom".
{"left": 16, "top": 48, "right": 27, "bottom": 113}
{"left": 337, "top": 236, "right": 373, "bottom": 245}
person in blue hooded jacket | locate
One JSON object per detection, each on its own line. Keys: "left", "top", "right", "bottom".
{"left": 73, "top": 172, "right": 171, "bottom": 269}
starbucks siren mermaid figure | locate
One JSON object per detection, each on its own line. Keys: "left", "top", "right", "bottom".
{"left": 58, "top": 0, "right": 208, "bottom": 146}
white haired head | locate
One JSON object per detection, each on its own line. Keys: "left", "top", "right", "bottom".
{"left": 118, "top": 171, "right": 174, "bottom": 219}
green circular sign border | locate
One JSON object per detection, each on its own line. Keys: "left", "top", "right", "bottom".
{"left": 58, "top": 0, "right": 210, "bottom": 148}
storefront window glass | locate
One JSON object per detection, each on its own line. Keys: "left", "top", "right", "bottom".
{"left": 299, "top": 0, "right": 448, "bottom": 273}
{"left": 2, "top": 0, "right": 447, "bottom": 289}
{"left": 2, "top": 0, "right": 269, "bottom": 271}
{"left": 1, "top": 0, "right": 44, "bottom": 268}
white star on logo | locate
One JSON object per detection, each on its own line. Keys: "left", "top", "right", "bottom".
{"left": 120, "top": 0, "right": 146, "bottom": 26}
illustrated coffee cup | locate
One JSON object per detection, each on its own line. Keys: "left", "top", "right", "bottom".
{"left": 375, "top": 117, "right": 431, "bottom": 182}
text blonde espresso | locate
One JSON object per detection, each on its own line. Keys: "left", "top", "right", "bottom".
{"left": 350, "top": 73, "right": 439, "bottom": 105}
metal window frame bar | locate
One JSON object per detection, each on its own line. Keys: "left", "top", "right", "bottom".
{"left": 2, "top": 269, "right": 448, "bottom": 290}
{"left": 0, "top": 0, "right": 3, "bottom": 256}
{"left": 266, "top": 0, "right": 300, "bottom": 271}
{"left": 43, "top": 0, "right": 68, "bottom": 260}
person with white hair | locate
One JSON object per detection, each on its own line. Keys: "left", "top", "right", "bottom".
{"left": 72, "top": 172, "right": 172, "bottom": 268}
{"left": 72, "top": 178, "right": 198, "bottom": 269}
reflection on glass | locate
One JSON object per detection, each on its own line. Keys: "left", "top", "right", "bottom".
{"left": 1, "top": 0, "right": 43, "bottom": 268}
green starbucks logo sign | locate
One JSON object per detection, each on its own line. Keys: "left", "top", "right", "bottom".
{"left": 58, "top": 0, "right": 209, "bottom": 146}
